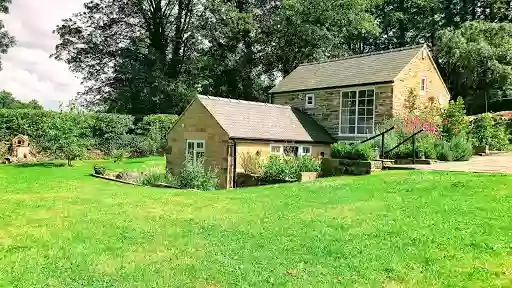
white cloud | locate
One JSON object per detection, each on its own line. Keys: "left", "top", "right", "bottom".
{"left": 0, "top": 0, "right": 85, "bottom": 110}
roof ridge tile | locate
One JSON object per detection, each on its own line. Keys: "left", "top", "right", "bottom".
{"left": 299, "top": 44, "right": 425, "bottom": 67}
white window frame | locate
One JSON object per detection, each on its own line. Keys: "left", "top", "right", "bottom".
{"left": 338, "top": 86, "right": 377, "bottom": 137}
{"left": 305, "top": 93, "right": 315, "bottom": 108}
{"left": 269, "top": 144, "right": 312, "bottom": 156}
{"left": 270, "top": 144, "right": 283, "bottom": 155}
{"left": 420, "top": 76, "right": 427, "bottom": 94}
{"left": 186, "top": 140, "right": 205, "bottom": 165}
{"left": 299, "top": 145, "right": 312, "bottom": 156}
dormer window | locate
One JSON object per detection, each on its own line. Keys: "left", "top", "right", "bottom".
{"left": 305, "top": 93, "right": 315, "bottom": 108}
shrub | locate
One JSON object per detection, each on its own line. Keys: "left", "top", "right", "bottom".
{"left": 331, "top": 142, "right": 374, "bottom": 161}
{"left": 441, "top": 97, "right": 468, "bottom": 139}
{"left": 470, "top": 113, "right": 508, "bottom": 151}
{"left": 111, "top": 149, "right": 126, "bottom": 163}
{"left": 240, "top": 152, "right": 263, "bottom": 175}
{"left": 295, "top": 156, "right": 321, "bottom": 174}
{"left": 261, "top": 155, "right": 321, "bottom": 182}
{"left": 176, "top": 157, "right": 219, "bottom": 191}
{"left": 435, "top": 140, "right": 453, "bottom": 161}
{"left": 137, "top": 168, "right": 176, "bottom": 186}
{"left": 93, "top": 165, "right": 107, "bottom": 176}
{"left": 450, "top": 134, "right": 473, "bottom": 161}
{"left": 261, "top": 156, "right": 292, "bottom": 182}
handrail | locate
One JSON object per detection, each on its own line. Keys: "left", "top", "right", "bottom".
{"left": 357, "top": 126, "right": 395, "bottom": 145}
{"left": 351, "top": 126, "right": 395, "bottom": 159}
{"left": 384, "top": 129, "right": 424, "bottom": 163}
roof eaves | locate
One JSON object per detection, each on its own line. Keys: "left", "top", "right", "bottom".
{"left": 270, "top": 80, "right": 394, "bottom": 95}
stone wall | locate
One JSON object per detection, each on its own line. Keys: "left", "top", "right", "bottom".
{"left": 321, "top": 158, "right": 382, "bottom": 176}
{"left": 272, "top": 89, "right": 341, "bottom": 136}
{"left": 166, "top": 100, "right": 230, "bottom": 187}
{"left": 393, "top": 47, "right": 450, "bottom": 115}
{"left": 272, "top": 85, "right": 394, "bottom": 140}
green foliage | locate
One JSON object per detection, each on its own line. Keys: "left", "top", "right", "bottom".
{"left": 436, "top": 134, "right": 473, "bottom": 161}
{"left": 111, "top": 150, "right": 126, "bottom": 163}
{"left": 0, "top": 91, "right": 43, "bottom": 110}
{"left": 470, "top": 113, "right": 509, "bottom": 151}
{"left": 294, "top": 156, "right": 321, "bottom": 174}
{"left": 0, "top": 109, "right": 176, "bottom": 159}
{"left": 175, "top": 157, "right": 219, "bottom": 191}
{"left": 135, "top": 114, "right": 178, "bottom": 153}
{"left": 261, "top": 156, "right": 321, "bottom": 182}
{"left": 43, "top": 112, "right": 90, "bottom": 166}
{"left": 450, "top": 134, "right": 473, "bottom": 161}
{"left": 436, "top": 21, "right": 512, "bottom": 113}
{"left": 441, "top": 97, "right": 468, "bottom": 139}
{"left": 331, "top": 142, "right": 374, "bottom": 161}
{"left": 435, "top": 140, "right": 453, "bottom": 161}
{"left": 136, "top": 168, "right": 176, "bottom": 186}
{"left": 93, "top": 165, "right": 107, "bottom": 176}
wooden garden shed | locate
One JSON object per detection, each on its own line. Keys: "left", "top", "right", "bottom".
{"left": 166, "top": 95, "right": 334, "bottom": 188}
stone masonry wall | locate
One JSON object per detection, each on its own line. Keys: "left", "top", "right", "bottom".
{"left": 272, "top": 86, "right": 394, "bottom": 139}
{"left": 393, "top": 47, "right": 451, "bottom": 115}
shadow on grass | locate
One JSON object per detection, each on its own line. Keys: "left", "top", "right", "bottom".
{"left": 12, "top": 162, "right": 67, "bottom": 168}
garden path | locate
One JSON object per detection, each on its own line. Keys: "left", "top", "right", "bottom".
{"left": 395, "top": 152, "right": 512, "bottom": 174}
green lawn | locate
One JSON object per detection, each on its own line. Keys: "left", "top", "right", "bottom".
{"left": 1, "top": 158, "right": 512, "bottom": 287}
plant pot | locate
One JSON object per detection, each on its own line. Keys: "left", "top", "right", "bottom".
{"left": 373, "top": 147, "right": 380, "bottom": 160}
{"left": 474, "top": 145, "right": 489, "bottom": 155}
{"left": 300, "top": 172, "right": 318, "bottom": 182}
{"left": 416, "top": 149, "right": 425, "bottom": 160}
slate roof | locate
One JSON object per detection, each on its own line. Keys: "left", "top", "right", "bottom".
{"left": 197, "top": 95, "right": 334, "bottom": 143}
{"left": 270, "top": 45, "right": 425, "bottom": 93}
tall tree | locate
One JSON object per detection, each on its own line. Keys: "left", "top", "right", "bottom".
{"left": 436, "top": 21, "right": 512, "bottom": 114}
{"left": 0, "top": 0, "right": 15, "bottom": 69}
{"left": 53, "top": 0, "right": 199, "bottom": 115}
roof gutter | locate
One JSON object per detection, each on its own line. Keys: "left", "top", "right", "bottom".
{"left": 270, "top": 80, "right": 393, "bottom": 95}
{"left": 229, "top": 137, "right": 335, "bottom": 145}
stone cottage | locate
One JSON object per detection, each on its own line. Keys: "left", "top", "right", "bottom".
{"left": 270, "top": 44, "right": 450, "bottom": 141}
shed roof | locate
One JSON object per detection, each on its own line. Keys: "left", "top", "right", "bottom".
{"left": 197, "top": 95, "right": 334, "bottom": 143}
{"left": 270, "top": 45, "right": 425, "bottom": 93}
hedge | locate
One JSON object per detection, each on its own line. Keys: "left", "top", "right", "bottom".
{"left": 0, "top": 109, "right": 177, "bottom": 157}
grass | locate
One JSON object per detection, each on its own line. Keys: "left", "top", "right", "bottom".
{"left": 1, "top": 157, "right": 512, "bottom": 287}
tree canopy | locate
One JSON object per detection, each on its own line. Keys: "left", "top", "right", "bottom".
{"left": 0, "top": 0, "right": 15, "bottom": 70}
{"left": 0, "top": 90, "right": 44, "bottom": 110}
{"left": 53, "top": 0, "right": 512, "bottom": 115}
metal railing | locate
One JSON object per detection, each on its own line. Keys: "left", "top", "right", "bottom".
{"left": 353, "top": 126, "right": 395, "bottom": 159}
{"left": 383, "top": 129, "right": 424, "bottom": 164}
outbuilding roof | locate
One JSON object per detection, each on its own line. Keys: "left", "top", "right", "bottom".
{"left": 270, "top": 45, "right": 425, "bottom": 94}
{"left": 197, "top": 95, "right": 334, "bottom": 143}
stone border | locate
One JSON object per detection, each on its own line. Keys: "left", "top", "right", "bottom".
{"left": 91, "top": 174, "right": 143, "bottom": 186}
{"left": 394, "top": 159, "right": 434, "bottom": 165}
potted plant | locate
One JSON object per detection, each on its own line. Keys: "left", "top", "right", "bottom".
{"left": 416, "top": 148, "right": 425, "bottom": 160}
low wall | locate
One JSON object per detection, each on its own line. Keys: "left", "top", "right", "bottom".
{"left": 321, "top": 158, "right": 382, "bottom": 176}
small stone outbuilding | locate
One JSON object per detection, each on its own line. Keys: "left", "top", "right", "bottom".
{"left": 166, "top": 95, "right": 334, "bottom": 188}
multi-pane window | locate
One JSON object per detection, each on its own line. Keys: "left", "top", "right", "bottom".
{"left": 270, "top": 145, "right": 283, "bottom": 155}
{"left": 340, "top": 89, "right": 375, "bottom": 135}
{"left": 305, "top": 94, "right": 315, "bottom": 108}
{"left": 299, "top": 146, "right": 312, "bottom": 156}
{"left": 186, "top": 140, "right": 205, "bottom": 165}
{"left": 270, "top": 144, "right": 312, "bottom": 156}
